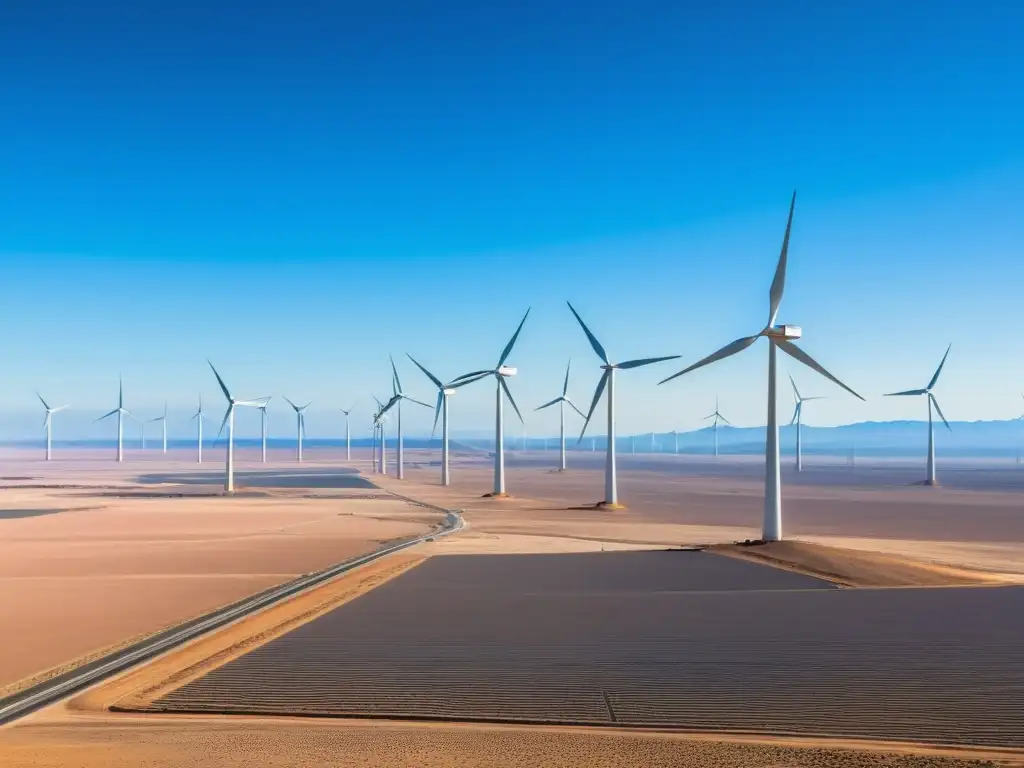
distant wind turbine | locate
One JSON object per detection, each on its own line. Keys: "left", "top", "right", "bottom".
{"left": 147, "top": 401, "right": 168, "bottom": 454}
{"left": 257, "top": 398, "right": 272, "bottom": 463}
{"left": 535, "top": 359, "right": 585, "bottom": 471}
{"left": 450, "top": 308, "right": 531, "bottom": 497}
{"left": 569, "top": 301, "right": 679, "bottom": 508}
{"left": 340, "top": 404, "right": 355, "bottom": 460}
{"left": 378, "top": 356, "right": 431, "bottom": 480}
{"left": 372, "top": 395, "right": 388, "bottom": 474}
{"left": 659, "top": 192, "right": 863, "bottom": 541}
{"left": 407, "top": 355, "right": 478, "bottom": 486}
{"left": 37, "top": 393, "right": 69, "bottom": 461}
{"left": 704, "top": 397, "right": 731, "bottom": 458}
{"left": 789, "top": 376, "right": 824, "bottom": 472}
{"left": 191, "top": 393, "right": 205, "bottom": 463}
{"left": 884, "top": 344, "right": 952, "bottom": 486}
{"left": 284, "top": 398, "right": 310, "bottom": 462}
{"left": 670, "top": 429, "right": 679, "bottom": 454}
{"left": 209, "top": 361, "right": 269, "bottom": 493}
{"left": 95, "top": 377, "right": 133, "bottom": 462}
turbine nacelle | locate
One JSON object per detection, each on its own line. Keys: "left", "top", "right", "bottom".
{"left": 497, "top": 365, "right": 517, "bottom": 377}
{"left": 763, "top": 324, "right": 802, "bottom": 340}
{"left": 443, "top": 388, "right": 457, "bottom": 396}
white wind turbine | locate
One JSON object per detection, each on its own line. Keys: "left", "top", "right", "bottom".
{"left": 340, "top": 404, "right": 355, "bottom": 461}
{"left": 535, "top": 359, "right": 585, "bottom": 471}
{"left": 377, "top": 356, "right": 432, "bottom": 480}
{"left": 885, "top": 344, "right": 952, "bottom": 486}
{"left": 284, "top": 398, "right": 310, "bottom": 462}
{"left": 789, "top": 375, "right": 824, "bottom": 472}
{"left": 191, "top": 393, "right": 205, "bottom": 463}
{"left": 372, "top": 395, "right": 388, "bottom": 474}
{"left": 209, "top": 361, "right": 269, "bottom": 493}
{"left": 704, "top": 397, "right": 731, "bottom": 458}
{"left": 147, "top": 401, "right": 168, "bottom": 454}
{"left": 659, "top": 192, "right": 863, "bottom": 542}
{"left": 37, "top": 393, "right": 69, "bottom": 461}
{"left": 407, "top": 355, "right": 479, "bottom": 486}
{"left": 568, "top": 302, "right": 679, "bottom": 508}
{"left": 450, "top": 309, "right": 531, "bottom": 497}
{"left": 257, "top": 397, "right": 272, "bottom": 463}
{"left": 95, "top": 377, "right": 134, "bottom": 462}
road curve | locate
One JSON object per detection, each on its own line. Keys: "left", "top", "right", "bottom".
{"left": 0, "top": 494, "right": 464, "bottom": 726}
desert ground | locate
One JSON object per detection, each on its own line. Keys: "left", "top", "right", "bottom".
{"left": 1, "top": 444, "right": 1023, "bottom": 766}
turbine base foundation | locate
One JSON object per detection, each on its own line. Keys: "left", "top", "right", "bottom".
{"left": 482, "top": 492, "right": 512, "bottom": 499}
{"left": 596, "top": 501, "right": 627, "bottom": 511}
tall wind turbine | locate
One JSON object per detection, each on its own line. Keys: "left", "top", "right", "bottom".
{"left": 789, "top": 376, "right": 824, "bottom": 472}
{"left": 378, "top": 356, "right": 431, "bottom": 480}
{"left": 257, "top": 398, "right": 272, "bottom": 463}
{"left": 704, "top": 397, "right": 731, "bottom": 458}
{"left": 284, "top": 398, "right": 310, "bottom": 462}
{"left": 37, "top": 393, "right": 69, "bottom": 461}
{"left": 340, "top": 404, "right": 355, "bottom": 461}
{"left": 407, "top": 355, "right": 478, "bottom": 486}
{"left": 191, "top": 393, "right": 205, "bottom": 463}
{"left": 209, "top": 361, "right": 268, "bottom": 493}
{"left": 659, "top": 192, "right": 863, "bottom": 541}
{"left": 535, "top": 359, "right": 585, "bottom": 471}
{"left": 147, "top": 401, "right": 168, "bottom": 454}
{"left": 450, "top": 309, "right": 531, "bottom": 497}
{"left": 95, "top": 377, "right": 133, "bottom": 462}
{"left": 372, "top": 395, "right": 388, "bottom": 475}
{"left": 569, "top": 302, "right": 679, "bottom": 508}
{"left": 885, "top": 344, "right": 952, "bottom": 486}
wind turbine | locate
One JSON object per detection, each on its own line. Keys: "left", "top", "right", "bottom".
{"left": 885, "top": 344, "right": 952, "bottom": 486}
{"left": 340, "top": 404, "right": 355, "bottom": 461}
{"left": 407, "top": 355, "right": 478, "bottom": 486}
{"left": 659, "top": 192, "right": 863, "bottom": 541}
{"left": 704, "top": 397, "right": 731, "bottom": 458}
{"left": 450, "top": 308, "right": 531, "bottom": 497}
{"left": 95, "top": 377, "right": 133, "bottom": 462}
{"left": 191, "top": 393, "right": 205, "bottom": 463}
{"left": 257, "top": 398, "right": 272, "bottom": 463}
{"left": 209, "top": 361, "right": 269, "bottom": 493}
{"left": 284, "top": 398, "right": 310, "bottom": 462}
{"left": 535, "top": 359, "right": 585, "bottom": 471}
{"left": 377, "top": 356, "right": 431, "bottom": 480}
{"left": 37, "top": 393, "right": 69, "bottom": 461}
{"left": 147, "top": 401, "right": 168, "bottom": 454}
{"left": 568, "top": 302, "right": 679, "bottom": 508}
{"left": 372, "top": 395, "right": 388, "bottom": 474}
{"left": 789, "top": 375, "right": 824, "bottom": 472}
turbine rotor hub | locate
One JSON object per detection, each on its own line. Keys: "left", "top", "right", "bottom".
{"left": 763, "top": 324, "right": 802, "bottom": 340}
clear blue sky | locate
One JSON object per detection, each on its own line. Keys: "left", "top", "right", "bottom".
{"left": 1, "top": 1, "right": 1022, "bottom": 440}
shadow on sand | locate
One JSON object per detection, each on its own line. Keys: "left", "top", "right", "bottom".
{"left": 135, "top": 467, "right": 376, "bottom": 491}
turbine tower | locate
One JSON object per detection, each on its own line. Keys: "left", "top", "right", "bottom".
{"left": 535, "top": 359, "right": 585, "bottom": 471}
{"left": 284, "top": 398, "right": 310, "bottom": 462}
{"left": 340, "top": 404, "right": 355, "bottom": 461}
{"left": 191, "top": 393, "right": 205, "bottom": 464}
{"left": 378, "top": 356, "right": 431, "bottom": 480}
{"left": 704, "top": 397, "right": 731, "bottom": 458}
{"left": 37, "top": 393, "right": 69, "bottom": 461}
{"left": 885, "top": 345, "right": 952, "bottom": 486}
{"left": 95, "top": 377, "right": 133, "bottom": 462}
{"left": 659, "top": 192, "right": 863, "bottom": 542}
{"left": 789, "top": 376, "right": 824, "bottom": 472}
{"left": 209, "top": 361, "right": 268, "bottom": 493}
{"left": 407, "top": 356, "right": 477, "bottom": 486}
{"left": 569, "top": 302, "right": 679, "bottom": 508}
{"left": 257, "top": 397, "right": 272, "bottom": 463}
{"left": 450, "top": 308, "right": 531, "bottom": 497}
{"left": 147, "top": 401, "right": 168, "bottom": 454}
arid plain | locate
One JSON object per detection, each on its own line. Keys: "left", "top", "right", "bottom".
{"left": 1, "top": 445, "right": 1022, "bottom": 767}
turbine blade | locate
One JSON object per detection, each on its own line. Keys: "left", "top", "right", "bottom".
{"left": 449, "top": 372, "right": 491, "bottom": 388}
{"left": 53, "top": 405, "right": 70, "bottom": 413}
{"left": 207, "top": 360, "right": 232, "bottom": 402}
{"left": 789, "top": 374, "right": 802, "bottom": 401}
{"left": 217, "top": 407, "right": 231, "bottom": 439}
{"left": 578, "top": 369, "right": 609, "bottom": 442}
{"left": 659, "top": 336, "right": 758, "bottom": 385}
{"left": 95, "top": 409, "right": 118, "bottom": 423}
{"left": 884, "top": 389, "right": 927, "bottom": 397}
{"left": 36, "top": 392, "right": 50, "bottom": 410}
{"left": 284, "top": 396, "right": 298, "bottom": 411}
{"left": 562, "top": 358, "right": 571, "bottom": 397}
{"left": 776, "top": 340, "right": 864, "bottom": 401}
{"left": 566, "top": 399, "right": 586, "bottom": 419}
{"left": 802, "top": 396, "right": 826, "bottom": 401}
{"left": 432, "top": 391, "right": 443, "bottom": 436}
{"left": 497, "top": 307, "right": 531, "bottom": 367}
{"left": 236, "top": 398, "right": 270, "bottom": 407}
{"left": 535, "top": 397, "right": 561, "bottom": 411}
{"left": 618, "top": 355, "right": 681, "bottom": 370}
{"left": 119, "top": 376, "right": 124, "bottom": 408}
{"left": 790, "top": 402, "right": 800, "bottom": 426}
{"left": 718, "top": 413, "right": 732, "bottom": 426}
{"left": 702, "top": 413, "right": 715, "bottom": 420}
{"left": 450, "top": 369, "right": 493, "bottom": 383}
{"left": 405, "top": 396, "right": 432, "bottom": 408}
{"left": 930, "top": 393, "right": 951, "bottom": 431}
{"left": 499, "top": 376, "right": 524, "bottom": 423}
{"left": 566, "top": 302, "right": 608, "bottom": 364}
{"left": 390, "top": 353, "right": 404, "bottom": 394}
{"left": 927, "top": 343, "right": 952, "bottom": 391}
{"left": 768, "top": 190, "right": 796, "bottom": 327}
{"left": 407, "top": 354, "right": 444, "bottom": 390}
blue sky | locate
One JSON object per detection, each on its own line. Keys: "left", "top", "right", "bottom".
{"left": 1, "top": 1, "right": 1022, "bottom": 440}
